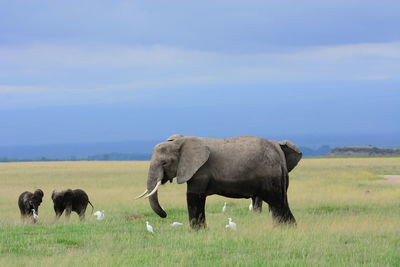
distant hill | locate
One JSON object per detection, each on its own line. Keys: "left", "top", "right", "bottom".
{"left": 300, "top": 145, "right": 331, "bottom": 157}
{"left": 87, "top": 153, "right": 151, "bottom": 161}
{"left": 329, "top": 146, "right": 400, "bottom": 156}
{"left": 0, "top": 141, "right": 329, "bottom": 162}
{"left": 0, "top": 152, "right": 151, "bottom": 162}
{"left": 0, "top": 141, "right": 159, "bottom": 161}
{"left": 3, "top": 141, "right": 400, "bottom": 162}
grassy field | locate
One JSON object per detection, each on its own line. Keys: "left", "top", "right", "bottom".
{"left": 0, "top": 158, "right": 399, "bottom": 266}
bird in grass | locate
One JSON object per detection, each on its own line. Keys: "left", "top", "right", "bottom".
{"left": 225, "top": 217, "right": 237, "bottom": 230}
{"left": 146, "top": 221, "right": 154, "bottom": 234}
{"left": 93, "top": 210, "right": 105, "bottom": 220}
{"left": 170, "top": 222, "right": 183, "bottom": 227}
{"left": 249, "top": 200, "right": 253, "bottom": 211}
{"left": 222, "top": 202, "right": 227, "bottom": 213}
{"left": 32, "top": 209, "right": 39, "bottom": 221}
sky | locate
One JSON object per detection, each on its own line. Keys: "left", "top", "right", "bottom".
{"left": 0, "top": 0, "right": 399, "bottom": 147}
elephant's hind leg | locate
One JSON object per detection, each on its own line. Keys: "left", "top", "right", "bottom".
{"left": 79, "top": 205, "right": 87, "bottom": 221}
{"left": 79, "top": 213, "right": 86, "bottom": 221}
{"left": 269, "top": 200, "right": 296, "bottom": 225}
{"left": 65, "top": 206, "right": 72, "bottom": 221}
{"left": 262, "top": 189, "right": 296, "bottom": 225}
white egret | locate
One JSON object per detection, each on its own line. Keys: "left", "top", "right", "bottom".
{"left": 93, "top": 210, "right": 105, "bottom": 220}
{"left": 32, "top": 209, "right": 39, "bottom": 221}
{"left": 146, "top": 221, "right": 154, "bottom": 234}
{"left": 222, "top": 202, "right": 227, "bottom": 213}
{"left": 225, "top": 217, "right": 237, "bottom": 230}
{"left": 170, "top": 222, "right": 183, "bottom": 227}
{"left": 249, "top": 200, "right": 253, "bottom": 211}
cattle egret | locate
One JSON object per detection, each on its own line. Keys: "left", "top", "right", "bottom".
{"left": 170, "top": 222, "right": 183, "bottom": 227}
{"left": 146, "top": 221, "right": 154, "bottom": 234}
{"left": 249, "top": 201, "right": 253, "bottom": 211}
{"left": 222, "top": 202, "right": 227, "bottom": 213}
{"left": 225, "top": 217, "right": 237, "bottom": 230}
{"left": 93, "top": 210, "right": 105, "bottom": 220}
{"left": 32, "top": 209, "right": 39, "bottom": 221}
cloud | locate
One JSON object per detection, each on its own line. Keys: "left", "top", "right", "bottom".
{"left": 355, "top": 74, "right": 394, "bottom": 81}
{"left": 0, "top": 44, "right": 214, "bottom": 68}
{"left": 1, "top": 41, "right": 399, "bottom": 73}
{"left": 0, "top": 41, "right": 399, "bottom": 109}
{"left": 0, "top": 85, "right": 48, "bottom": 93}
{"left": 284, "top": 42, "right": 400, "bottom": 60}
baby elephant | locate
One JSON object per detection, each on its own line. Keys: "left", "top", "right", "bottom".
{"left": 51, "top": 189, "right": 93, "bottom": 221}
{"left": 18, "top": 189, "right": 44, "bottom": 223}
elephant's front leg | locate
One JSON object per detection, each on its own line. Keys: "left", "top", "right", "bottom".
{"left": 27, "top": 209, "right": 36, "bottom": 224}
{"left": 252, "top": 196, "right": 263, "bottom": 212}
{"left": 186, "top": 193, "right": 206, "bottom": 230}
{"left": 53, "top": 207, "right": 64, "bottom": 222}
{"left": 21, "top": 208, "right": 30, "bottom": 223}
{"left": 21, "top": 212, "right": 28, "bottom": 224}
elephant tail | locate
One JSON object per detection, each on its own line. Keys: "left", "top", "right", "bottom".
{"left": 88, "top": 200, "right": 94, "bottom": 214}
{"left": 281, "top": 166, "right": 289, "bottom": 206}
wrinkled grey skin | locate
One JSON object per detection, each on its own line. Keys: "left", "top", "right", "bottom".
{"left": 51, "top": 189, "right": 93, "bottom": 221}
{"left": 145, "top": 134, "right": 302, "bottom": 229}
{"left": 18, "top": 189, "right": 44, "bottom": 223}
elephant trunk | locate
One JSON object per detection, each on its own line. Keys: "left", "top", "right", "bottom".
{"left": 149, "top": 191, "right": 167, "bottom": 218}
{"left": 147, "top": 161, "right": 167, "bottom": 218}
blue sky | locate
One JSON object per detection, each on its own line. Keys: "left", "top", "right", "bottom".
{"left": 0, "top": 0, "right": 399, "bottom": 147}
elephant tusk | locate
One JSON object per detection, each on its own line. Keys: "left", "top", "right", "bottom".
{"left": 135, "top": 189, "right": 148, "bottom": 200}
{"left": 144, "top": 181, "right": 161, "bottom": 199}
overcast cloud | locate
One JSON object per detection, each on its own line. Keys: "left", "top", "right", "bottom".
{"left": 0, "top": 0, "right": 399, "bottom": 146}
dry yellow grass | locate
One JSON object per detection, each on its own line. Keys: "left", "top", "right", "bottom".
{"left": 0, "top": 158, "right": 399, "bottom": 266}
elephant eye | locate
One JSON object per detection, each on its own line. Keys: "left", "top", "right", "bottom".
{"left": 161, "top": 160, "right": 168, "bottom": 166}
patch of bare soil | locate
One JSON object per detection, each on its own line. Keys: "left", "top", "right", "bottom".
{"left": 66, "top": 248, "right": 82, "bottom": 255}
{"left": 126, "top": 215, "right": 147, "bottom": 221}
{"left": 378, "top": 175, "right": 400, "bottom": 184}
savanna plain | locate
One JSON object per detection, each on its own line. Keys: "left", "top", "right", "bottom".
{"left": 0, "top": 158, "right": 399, "bottom": 266}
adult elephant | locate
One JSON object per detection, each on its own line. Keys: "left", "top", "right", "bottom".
{"left": 136, "top": 134, "right": 302, "bottom": 229}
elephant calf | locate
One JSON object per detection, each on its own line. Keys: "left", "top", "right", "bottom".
{"left": 51, "top": 189, "right": 93, "bottom": 221}
{"left": 18, "top": 189, "right": 44, "bottom": 223}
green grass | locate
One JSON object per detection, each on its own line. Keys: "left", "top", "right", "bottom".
{"left": 0, "top": 158, "right": 399, "bottom": 266}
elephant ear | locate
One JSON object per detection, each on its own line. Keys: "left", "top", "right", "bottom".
{"left": 51, "top": 190, "right": 56, "bottom": 200}
{"left": 34, "top": 189, "right": 44, "bottom": 198}
{"left": 279, "top": 140, "right": 302, "bottom": 172}
{"left": 176, "top": 137, "right": 210, "bottom": 184}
